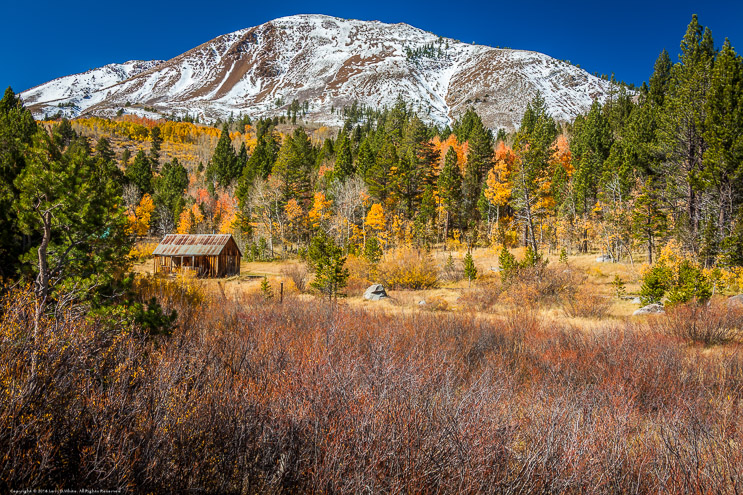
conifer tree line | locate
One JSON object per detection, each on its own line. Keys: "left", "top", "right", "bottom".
{"left": 1, "top": 15, "right": 742, "bottom": 302}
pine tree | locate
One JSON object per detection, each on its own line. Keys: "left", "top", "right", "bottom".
{"left": 126, "top": 150, "right": 153, "bottom": 195}
{"left": 207, "top": 124, "right": 239, "bottom": 187}
{"left": 260, "top": 276, "right": 273, "bottom": 299}
{"left": 154, "top": 157, "right": 188, "bottom": 225}
{"left": 466, "top": 117, "right": 494, "bottom": 181}
{"left": 95, "top": 136, "right": 116, "bottom": 164}
{"left": 237, "top": 142, "right": 248, "bottom": 171}
{"left": 498, "top": 247, "right": 518, "bottom": 282}
{"left": 631, "top": 178, "right": 668, "bottom": 264}
{"left": 149, "top": 126, "right": 163, "bottom": 166}
{"left": 452, "top": 108, "right": 481, "bottom": 142}
{"left": 272, "top": 128, "right": 313, "bottom": 204}
{"left": 121, "top": 148, "right": 131, "bottom": 167}
{"left": 649, "top": 49, "right": 672, "bottom": 107}
{"left": 356, "top": 136, "right": 376, "bottom": 178}
{"left": 658, "top": 14, "right": 716, "bottom": 251}
{"left": 703, "top": 38, "right": 743, "bottom": 240}
{"left": 308, "top": 231, "right": 349, "bottom": 300}
{"left": 0, "top": 87, "right": 37, "bottom": 279}
{"left": 334, "top": 131, "right": 354, "bottom": 181}
{"left": 512, "top": 93, "right": 557, "bottom": 252}
{"left": 720, "top": 209, "right": 743, "bottom": 267}
{"left": 16, "top": 129, "right": 131, "bottom": 316}
{"left": 366, "top": 139, "right": 397, "bottom": 203}
{"left": 571, "top": 101, "right": 612, "bottom": 215}
{"left": 316, "top": 138, "right": 334, "bottom": 168}
{"left": 437, "top": 147, "right": 463, "bottom": 241}
{"left": 363, "top": 236, "right": 383, "bottom": 264}
{"left": 54, "top": 118, "right": 75, "bottom": 148}
{"left": 463, "top": 251, "right": 477, "bottom": 287}
{"left": 415, "top": 184, "right": 437, "bottom": 245}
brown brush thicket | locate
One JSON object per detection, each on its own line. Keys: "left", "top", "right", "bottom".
{"left": 654, "top": 299, "right": 743, "bottom": 345}
{"left": 1, "top": 285, "right": 743, "bottom": 493}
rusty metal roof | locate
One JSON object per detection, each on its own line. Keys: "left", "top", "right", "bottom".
{"left": 152, "top": 234, "right": 239, "bottom": 257}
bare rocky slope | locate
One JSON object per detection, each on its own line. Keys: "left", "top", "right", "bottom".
{"left": 21, "top": 14, "right": 616, "bottom": 131}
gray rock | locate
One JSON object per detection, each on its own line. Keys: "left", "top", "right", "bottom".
{"left": 364, "top": 284, "right": 388, "bottom": 301}
{"left": 633, "top": 304, "right": 665, "bottom": 316}
{"left": 631, "top": 297, "right": 642, "bottom": 304}
{"left": 490, "top": 266, "right": 502, "bottom": 272}
{"left": 728, "top": 294, "right": 743, "bottom": 307}
{"left": 418, "top": 300, "right": 427, "bottom": 306}
{"left": 596, "top": 255, "right": 613, "bottom": 263}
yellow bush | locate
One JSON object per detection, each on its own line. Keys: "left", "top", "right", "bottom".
{"left": 129, "top": 242, "right": 157, "bottom": 262}
{"left": 378, "top": 248, "right": 438, "bottom": 290}
{"left": 711, "top": 266, "right": 743, "bottom": 294}
{"left": 134, "top": 273, "right": 205, "bottom": 310}
{"left": 345, "top": 254, "right": 375, "bottom": 294}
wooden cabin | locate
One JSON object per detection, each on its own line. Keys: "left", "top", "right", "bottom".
{"left": 153, "top": 234, "right": 242, "bottom": 278}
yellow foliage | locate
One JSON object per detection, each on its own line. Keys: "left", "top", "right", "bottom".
{"left": 484, "top": 160, "right": 511, "bottom": 207}
{"left": 656, "top": 240, "right": 691, "bottom": 268}
{"left": 285, "top": 198, "right": 303, "bottom": 223}
{"left": 718, "top": 266, "right": 743, "bottom": 293}
{"left": 177, "top": 204, "right": 204, "bottom": 234}
{"left": 127, "top": 194, "right": 155, "bottom": 237}
{"left": 129, "top": 242, "right": 157, "bottom": 261}
{"left": 365, "top": 203, "right": 386, "bottom": 233}
{"left": 308, "top": 192, "right": 332, "bottom": 228}
{"left": 218, "top": 210, "right": 238, "bottom": 234}
{"left": 345, "top": 254, "right": 376, "bottom": 293}
{"left": 377, "top": 248, "right": 439, "bottom": 290}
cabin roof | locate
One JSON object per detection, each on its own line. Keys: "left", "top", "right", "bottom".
{"left": 153, "top": 234, "right": 241, "bottom": 257}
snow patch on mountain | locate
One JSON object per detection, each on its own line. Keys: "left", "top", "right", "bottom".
{"left": 20, "top": 60, "right": 163, "bottom": 118}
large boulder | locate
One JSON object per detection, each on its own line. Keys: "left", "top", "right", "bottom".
{"left": 596, "top": 254, "right": 613, "bottom": 263}
{"left": 728, "top": 294, "right": 743, "bottom": 307}
{"left": 633, "top": 304, "right": 665, "bottom": 316}
{"left": 364, "top": 284, "right": 388, "bottom": 301}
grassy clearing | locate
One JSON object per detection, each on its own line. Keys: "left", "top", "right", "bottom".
{"left": 133, "top": 248, "right": 649, "bottom": 325}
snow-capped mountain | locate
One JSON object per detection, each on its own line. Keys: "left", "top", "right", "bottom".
{"left": 21, "top": 15, "right": 617, "bottom": 130}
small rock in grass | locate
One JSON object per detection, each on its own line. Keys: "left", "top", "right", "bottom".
{"left": 633, "top": 304, "right": 665, "bottom": 315}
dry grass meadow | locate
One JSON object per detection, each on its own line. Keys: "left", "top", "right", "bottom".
{"left": 3, "top": 247, "right": 743, "bottom": 493}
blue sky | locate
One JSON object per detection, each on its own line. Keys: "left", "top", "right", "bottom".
{"left": 3, "top": 0, "right": 742, "bottom": 93}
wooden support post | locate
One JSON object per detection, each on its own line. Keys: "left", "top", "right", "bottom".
{"left": 280, "top": 282, "right": 284, "bottom": 303}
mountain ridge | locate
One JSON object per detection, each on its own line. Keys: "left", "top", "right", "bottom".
{"left": 20, "top": 14, "right": 617, "bottom": 130}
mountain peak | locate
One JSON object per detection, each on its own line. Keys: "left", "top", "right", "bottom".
{"left": 21, "top": 15, "right": 616, "bottom": 130}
